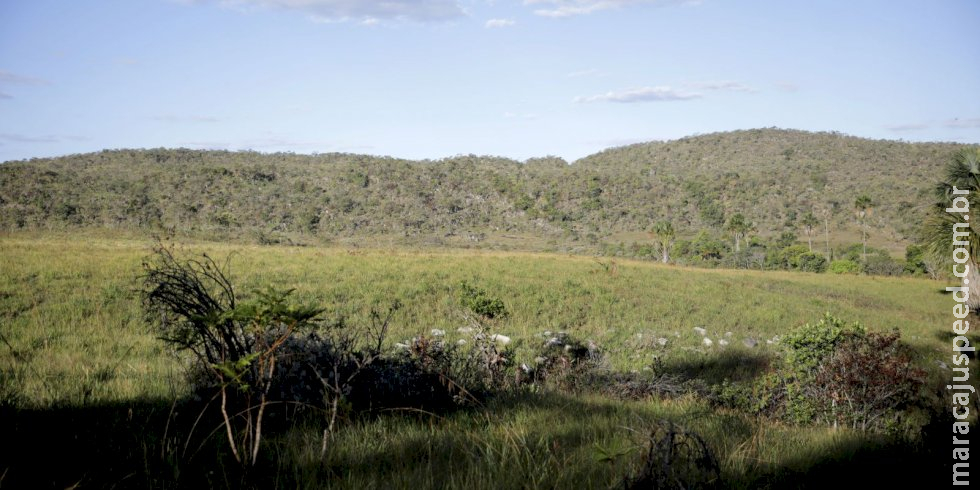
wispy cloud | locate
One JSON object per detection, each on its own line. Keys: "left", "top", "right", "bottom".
{"left": 0, "top": 91, "right": 12, "bottom": 100}
{"left": 884, "top": 118, "right": 980, "bottom": 133}
{"left": 687, "top": 80, "right": 756, "bottom": 93}
{"left": 774, "top": 81, "right": 799, "bottom": 92}
{"left": 195, "top": 0, "right": 465, "bottom": 23}
{"left": 524, "top": 0, "right": 694, "bottom": 18}
{"left": 884, "top": 123, "right": 929, "bottom": 132}
{"left": 0, "top": 133, "right": 86, "bottom": 144}
{"left": 151, "top": 115, "right": 220, "bottom": 123}
{"left": 575, "top": 86, "right": 701, "bottom": 103}
{"left": 485, "top": 18, "right": 515, "bottom": 28}
{"left": 183, "top": 134, "right": 330, "bottom": 152}
{"left": 945, "top": 118, "right": 980, "bottom": 129}
{"left": 0, "top": 70, "right": 50, "bottom": 86}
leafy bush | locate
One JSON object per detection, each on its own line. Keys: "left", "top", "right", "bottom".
{"left": 783, "top": 313, "right": 865, "bottom": 374}
{"left": 765, "top": 244, "right": 809, "bottom": 270}
{"left": 141, "top": 246, "right": 523, "bottom": 466}
{"left": 829, "top": 259, "right": 861, "bottom": 274}
{"left": 862, "top": 252, "right": 904, "bottom": 276}
{"left": 794, "top": 251, "right": 828, "bottom": 273}
{"left": 458, "top": 281, "right": 508, "bottom": 319}
{"left": 753, "top": 314, "right": 927, "bottom": 432}
{"left": 903, "top": 244, "right": 928, "bottom": 275}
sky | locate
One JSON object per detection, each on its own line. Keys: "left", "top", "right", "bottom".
{"left": 0, "top": 0, "right": 978, "bottom": 163}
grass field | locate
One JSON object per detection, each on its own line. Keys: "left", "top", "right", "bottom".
{"left": 0, "top": 232, "right": 963, "bottom": 488}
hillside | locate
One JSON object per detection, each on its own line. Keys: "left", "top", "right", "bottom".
{"left": 0, "top": 128, "right": 972, "bottom": 254}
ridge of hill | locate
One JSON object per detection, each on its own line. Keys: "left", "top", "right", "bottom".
{"left": 0, "top": 128, "right": 972, "bottom": 254}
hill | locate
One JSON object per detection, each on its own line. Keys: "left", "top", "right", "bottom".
{"left": 0, "top": 128, "right": 972, "bottom": 255}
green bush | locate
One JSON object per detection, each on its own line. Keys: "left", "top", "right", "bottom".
{"left": 783, "top": 313, "right": 865, "bottom": 374}
{"left": 794, "top": 251, "right": 828, "bottom": 273}
{"left": 758, "top": 314, "right": 927, "bottom": 432}
{"left": 458, "top": 281, "right": 508, "bottom": 319}
{"left": 862, "top": 252, "right": 904, "bottom": 276}
{"left": 829, "top": 259, "right": 861, "bottom": 274}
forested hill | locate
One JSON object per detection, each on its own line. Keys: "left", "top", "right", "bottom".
{"left": 0, "top": 128, "right": 972, "bottom": 253}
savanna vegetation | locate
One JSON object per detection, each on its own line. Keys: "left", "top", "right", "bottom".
{"left": 0, "top": 129, "right": 973, "bottom": 276}
{"left": 0, "top": 234, "right": 968, "bottom": 488}
{"left": 1, "top": 132, "right": 976, "bottom": 488}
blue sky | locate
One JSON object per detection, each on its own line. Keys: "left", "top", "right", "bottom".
{"left": 1, "top": 0, "right": 978, "bottom": 163}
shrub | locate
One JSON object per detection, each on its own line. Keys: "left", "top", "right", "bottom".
{"left": 904, "top": 244, "right": 928, "bottom": 275}
{"left": 812, "top": 330, "right": 927, "bottom": 431}
{"left": 862, "top": 252, "right": 904, "bottom": 276}
{"left": 775, "top": 314, "right": 925, "bottom": 432}
{"left": 523, "top": 333, "right": 604, "bottom": 391}
{"left": 794, "top": 251, "right": 828, "bottom": 273}
{"left": 782, "top": 313, "right": 865, "bottom": 374}
{"left": 618, "top": 420, "right": 721, "bottom": 489}
{"left": 141, "top": 246, "right": 516, "bottom": 466}
{"left": 829, "top": 259, "right": 861, "bottom": 274}
{"left": 458, "top": 281, "right": 508, "bottom": 319}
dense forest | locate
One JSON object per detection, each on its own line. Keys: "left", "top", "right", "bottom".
{"left": 0, "top": 128, "right": 972, "bottom": 265}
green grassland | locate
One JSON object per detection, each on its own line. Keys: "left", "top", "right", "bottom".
{"left": 0, "top": 233, "right": 962, "bottom": 488}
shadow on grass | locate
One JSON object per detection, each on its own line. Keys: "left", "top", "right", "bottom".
{"left": 0, "top": 390, "right": 947, "bottom": 489}
{"left": 660, "top": 348, "right": 774, "bottom": 385}
{"left": 295, "top": 392, "right": 944, "bottom": 489}
{"left": 0, "top": 396, "right": 249, "bottom": 489}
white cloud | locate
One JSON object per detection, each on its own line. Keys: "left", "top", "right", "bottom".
{"left": 485, "top": 18, "right": 515, "bottom": 28}
{"left": 575, "top": 86, "right": 701, "bottom": 103}
{"left": 0, "top": 91, "right": 12, "bottom": 100}
{"left": 202, "top": 0, "right": 465, "bottom": 23}
{"left": 524, "top": 0, "right": 691, "bottom": 18}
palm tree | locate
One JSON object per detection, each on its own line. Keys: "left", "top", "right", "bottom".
{"left": 801, "top": 211, "right": 819, "bottom": 252}
{"left": 652, "top": 220, "right": 675, "bottom": 264}
{"left": 725, "top": 213, "right": 752, "bottom": 253}
{"left": 853, "top": 195, "right": 873, "bottom": 261}
{"left": 924, "top": 149, "right": 980, "bottom": 311}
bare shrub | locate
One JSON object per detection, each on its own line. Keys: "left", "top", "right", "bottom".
{"left": 812, "top": 330, "right": 927, "bottom": 431}
{"left": 620, "top": 420, "right": 720, "bottom": 489}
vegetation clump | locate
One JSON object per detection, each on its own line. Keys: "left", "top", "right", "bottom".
{"left": 717, "top": 314, "right": 927, "bottom": 433}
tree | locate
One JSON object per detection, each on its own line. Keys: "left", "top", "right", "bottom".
{"left": 651, "top": 220, "right": 676, "bottom": 264}
{"left": 725, "top": 213, "right": 752, "bottom": 253}
{"left": 801, "top": 211, "right": 819, "bottom": 252}
{"left": 816, "top": 204, "right": 833, "bottom": 260}
{"left": 853, "top": 195, "right": 873, "bottom": 261}
{"left": 923, "top": 148, "right": 980, "bottom": 311}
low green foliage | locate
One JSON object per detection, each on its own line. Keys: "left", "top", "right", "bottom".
{"left": 783, "top": 313, "right": 866, "bottom": 374}
{"left": 829, "top": 259, "right": 861, "bottom": 274}
{"left": 458, "top": 281, "right": 508, "bottom": 319}
{"left": 726, "top": 314, "right": 929, "bottom": 433}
